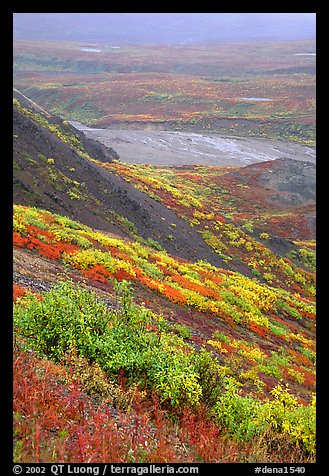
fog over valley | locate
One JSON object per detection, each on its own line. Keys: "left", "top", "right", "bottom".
{"left": 14, "top": 13, "right": 315, "bottom": 44}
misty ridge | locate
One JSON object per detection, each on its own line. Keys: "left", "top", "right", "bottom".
{"left": 13, "top": 12, "right": 316, "bottom": 44}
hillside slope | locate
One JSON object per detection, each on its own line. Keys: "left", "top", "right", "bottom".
{"left": 13, "top": 203, "right": 316, "bottom": 463}
{"left": 13, "top": 92, "right": 227, "bottom": 267}
{"left": 12, "top": 94, "right": 316, "bottom": 464}
{"left": 208, "top": 158, "right": 316, "bottom": 241}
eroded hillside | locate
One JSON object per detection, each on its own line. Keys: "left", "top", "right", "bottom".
{"left": 13, "top": 93, "right": 228, "bottom": 267}
{"left": 12, "top": 94, "right": 316, "bottom": 464}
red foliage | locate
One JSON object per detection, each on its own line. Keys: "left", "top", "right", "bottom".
{"left": 179, "top": 407, "right": 242, "bottom": 462}
{"left": 113, "top": 269, "right": 135, "bottom": 282}
{"left": 170, "top": 274, "right": 221, "bottom": 300}
{"left": 13, "top": 232, "right": 29, "bottom": 248}
{"left": 300, "top": 310, "right": 316, "bottom": 320}
{"left": 14, "top": 348, "right": 146, "bottom": 462}
{"left": 13, "top": 284, "right": 28, "bottom": 301}
{"left": 80, "top": 265, "right": 111, "bottom": 284}
{"left": 56, "top": 242, "right": 80, "bottom": 255}
{"left": 27, "top": 238, "right": 62, "bottom": 260}
{"left": 13, "top": 230, "right": 80, "bottom": 260}
{"left": 282, "top": 364, "right": 316, "bottom": 390}
{"left": 191, "top": 335, "right": 205, "bottom": 346}
{"left": 248, "top": 322, "right": 269, "bottom": 338}
{"left": 146, "top": 324, "right": 160, "bottom": 333}
{"left": 300, "top": 370, "right": 316, "bottom": 389}
{"left": 13, "top": 284, "right": 42, "bottom": 302}
{"left": 26, "top": 225, "right": 55, "bottom": 241}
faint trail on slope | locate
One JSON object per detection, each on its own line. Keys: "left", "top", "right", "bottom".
{"left": 13, "top": 88, "right": 52, "bottom": 118}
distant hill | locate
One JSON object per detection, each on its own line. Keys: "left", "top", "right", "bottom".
{"left": 222, "top": 158, "right": 316, "bottom": 208}
{"left": 13, "top": 13, "right": 316, "bottom": 44}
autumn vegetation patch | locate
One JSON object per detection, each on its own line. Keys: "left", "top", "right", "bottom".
{"left": 13, "top": 203, "right": 316, "bottom": 462}
{"left": 14, "top": 280, "right": 315, "bottom": 463}
{"left": 12, "top": 37, "right": 316, "bottom": 461}
{"left": 14, "top": 39, "right": 316, "bottom": 145}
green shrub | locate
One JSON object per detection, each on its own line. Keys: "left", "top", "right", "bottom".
{"left": 214, "top": 378, "right": 264, "bottom": 441}
{"left": 172, "top": 323, "right": 192, "bottom": 339}
{"left": 214, "top": 380, "right": 316, "bottom": 459}
{"left": 143, "top": 237, "right": 164, "bottom": 251}
{"left": 192, "top": 348, "right": 231, "bottom": 407}
{"left": 13, "top": 280, "right": 110, "bottom": 361}
{"left": 14, "top": 280, "right": 201, "bottom": 409}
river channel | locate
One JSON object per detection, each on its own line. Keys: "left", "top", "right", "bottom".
{"left": 70, "top": 121, "right": 316, "bottom": 167}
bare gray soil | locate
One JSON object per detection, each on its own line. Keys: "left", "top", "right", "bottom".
{"left": 70, "top": 121, "right": 316, "bottom": 167}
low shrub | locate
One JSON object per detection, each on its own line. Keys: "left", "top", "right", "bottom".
{"left": 214, "top": 380, "right": 315, "bottom": 460}
{"left": 14, "top": 280, "right": 201, "bottom": 409}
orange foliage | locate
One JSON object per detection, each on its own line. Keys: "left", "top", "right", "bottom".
{"left": 13, "top": 284, "right": 28, "bottom": 301}
{"left": 248, "top": 323, "right": 269, "bottom": 338}
{"left": 113, "top": 269, "right": 135, "bottom": 282}
{"left": 170, "top": 274, "right": 221, "bottom": 300}
{"left": 13, "top": 232, "right": 29, "bottom": 247}
{"left": 14, "top": 230, "right": 79, "bottom": 260}
{"left": 80, "top": 264, "right": 111, "bottom": 284}
{"left": 287, "top": 349, "right": 314, "bottom": 368}
{"left": 13, "top": 284, "right": 42, "bottom": 302}
{"left": 131, "top": 270, "right": 188, "bottom": 306}
{"left": 161, "top": 283, "right": 188, "bottom": 305}
{"left": 106, "top": 246, "right": 133, "bottom": 262}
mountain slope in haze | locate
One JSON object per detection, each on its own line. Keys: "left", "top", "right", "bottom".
{"left": 208, "top": 158, "right": 316, "bottom": 243}
{"left": 223, "top": 158, "right": 316, "bottom": 207}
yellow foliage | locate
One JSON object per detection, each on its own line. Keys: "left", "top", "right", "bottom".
{"left": 206, "top": 340, "right": 228, "bottom": 354}
{"left": 245, "top": 311, "right": 270, "bottom": 328}
{"left": 116, "top": 259, "right": 137, "bottom": 277}
{"left": 231, "top": 339, "right": 266, "bottom": 363}
{"left": 229, "top": 276, "right": 277, "bottom": 312}
{"left": 193, "top": 210, "right": 215, "bottom": 221}
{"left": 289, "top": 332, "right": 315, "bottom": 350}
{"left": 62, "top": 249, "right": 134, "bottom": 276}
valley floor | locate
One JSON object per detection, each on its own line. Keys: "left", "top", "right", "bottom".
{"left": 70, "top": 122, "right": 316, "bottom": 167}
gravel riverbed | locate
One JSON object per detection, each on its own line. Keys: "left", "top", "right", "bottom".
{"left": 70, "top": 121, "right": 316, "bottom": 167}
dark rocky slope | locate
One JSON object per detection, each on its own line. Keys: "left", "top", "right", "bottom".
{"left": 227, "top": 158, "right": 316, "bottom": 207}
{"left": 13, "top": 92, "right": 227, "bottom": 268}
